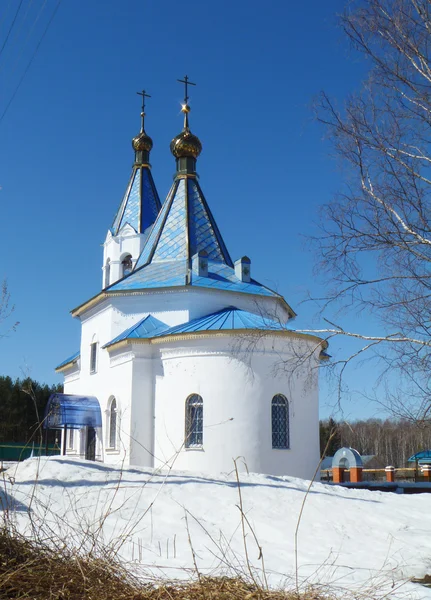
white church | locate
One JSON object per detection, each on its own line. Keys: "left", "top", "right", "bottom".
{"left": 51, "top": 81, "right": 328, "bottom": 478}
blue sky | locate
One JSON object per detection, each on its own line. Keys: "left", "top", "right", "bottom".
{"left": 0, "top": 0, "right": 383, "bottom": 419}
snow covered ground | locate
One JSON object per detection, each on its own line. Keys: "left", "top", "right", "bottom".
{"left": 2, "top": 457, "right": 431, "bottom": 599}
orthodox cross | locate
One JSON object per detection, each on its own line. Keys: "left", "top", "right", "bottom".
{"left": 137, "top": 89, "right": 151, "bottom": 112}
{"left": 137, "top": 89, "right": 151, "bottom": 131}
{"left": 177, "top": 75, "right": 196, "bottom": 104}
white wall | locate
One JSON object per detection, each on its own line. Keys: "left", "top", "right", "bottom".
{"left": 152, "top": 334, "right": 320, "bottom": 478}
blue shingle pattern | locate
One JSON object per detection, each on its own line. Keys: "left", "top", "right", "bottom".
{"left": 111, "top": 166, "right": 161, "bottom": 235}
{"left": 109, "top": 258, "right": 277, "bottom": 297}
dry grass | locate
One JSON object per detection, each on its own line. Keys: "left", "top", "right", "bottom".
{"left": 0, "top": 527, "right": 330, "bottom": 600}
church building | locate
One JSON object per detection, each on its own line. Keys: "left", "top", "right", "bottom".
{"left": 54, "top": 80, "right": 328, "bottom": 478}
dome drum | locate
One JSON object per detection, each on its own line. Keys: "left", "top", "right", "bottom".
{"left": 174, "top": 156, "right": 197, "bottom": 176}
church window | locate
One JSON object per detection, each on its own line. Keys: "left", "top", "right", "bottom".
{"left": 121, "top": 254, "right": 133, "bottom": 277}
{"left": 271, "top": 394, "right": 289, "bottom": 449}
{"left": 108, "top": 397, "right": 117, "bottom": 449}
{"left": 90, "top": 341, "right": 98, "bottom": 374}
{"left": 185, "top": 394, "right": 203, "bottom": 448}
{"left": 104, "top": 259, "right": 111, "bottom": 288}
{"left": 68, "top": 428, "right": 74, "bottom": 449}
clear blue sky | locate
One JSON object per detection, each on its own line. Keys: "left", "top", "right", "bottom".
{"left": 0, "top": 0, "right": 382, "bottom": 420}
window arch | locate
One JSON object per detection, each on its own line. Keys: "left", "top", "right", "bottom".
{"left": 108, "top": 397, "right": 117, "bottom": 449}
{"left": 185, "top": 394, "right": 203, "bottom": 448}
{"left": 271, "top": 394, "right": 289, "bottom": 449}
{"left": 90, "top": 334, "right": 98, "bottom": 374}
{"left": 104, "top": 259, "right": 111, "bottom": 288}
{"left": 121, "top": 254, "right": 133, "bottom": 277}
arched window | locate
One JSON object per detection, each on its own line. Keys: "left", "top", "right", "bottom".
{"left": 104, "top": 259, "right": 111, "bottom": 288}
{"left": 271, "top": 394, "right": 289, "bottom": 449}
{"left": 185, "top": 394, "right": 203, "bottom": 448}
{"left": 108, "top": 397, "right": 117, "bottom": 449}
{"left": 121, "top": 254, "right": 133, "bottom": 277}
{"left": 90, "top": 334, "right": 98, "bottom": 374}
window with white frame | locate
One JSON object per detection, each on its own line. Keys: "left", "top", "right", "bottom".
{"left": 271, "top": 394, "right": 289, "bottom": 449}
{"left": 121, "top": 254, "right": 132, "bottom": 277}
{"left": 68, "top": 428, "right": 74, "bottom": 449}
{"left": 90, "top": 341, "right": 98, "bottom": 374}
{"left": 108, "top": 397, "right": 117, "bottom": 449}
{"left": 104, "top": 259, "right": 111, "bottom": 288}
{"left": 185, "top": 394, "right": 203, "bottom": 448}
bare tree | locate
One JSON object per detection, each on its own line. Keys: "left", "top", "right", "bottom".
{"left": 310, "top": 0, "right": 431, "bottom": 421}
{"left": 0, "top": 279, "right": 18, "bottom": 339}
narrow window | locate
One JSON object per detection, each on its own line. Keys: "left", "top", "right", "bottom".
{"left": 185, "top": 394, "right": 203, "bottom": 448}
{"left": 121, "top": 254, "right": 132, "bottom": 277}
{"left": 90, "top": 342, "right": 98, "bottom": 374}
{"left": 271, "top": 394, "right": 289, "bottom": 449}
{"left": 109, "top": 398, "right": 117, "bottom": 449}
{"left": 68, "top": 428, "right": 74, "bottom": 449}
{"left": 104, "top": 259, "right": 111, "bottom": 288}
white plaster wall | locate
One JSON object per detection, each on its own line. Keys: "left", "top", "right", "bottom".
{"left": 103, "top": 226, "right": 147, "bottom": 287}
{"left": 63, "top": 317, "right": 135, "bottom": 465}
{"left": 129, "top": 345, "right": 156, "bottom": 467}
{"left": 153, "top": 334, "right": 320, "bottom": 478}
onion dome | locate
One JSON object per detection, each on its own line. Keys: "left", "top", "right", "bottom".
{"left": 132, "top": 130, "right": 153, "bottom": 153}
{"left": 133, "top": 89, "right": 153, "bottom": 165}
{"left": 170, "top": 105, "right": 202, "bottom": 159}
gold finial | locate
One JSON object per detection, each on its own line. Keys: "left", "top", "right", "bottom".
{"left": 170, "top": 75, "right": 202, "bottom": 160}
{"left": 132, "top": 89, "right": 153, "bottom": 154}
{"left": 137, "top": 89, "right": 151, "bottom": 132}
{"left": 178, "top": 75, "right": 196, "bottom": 130}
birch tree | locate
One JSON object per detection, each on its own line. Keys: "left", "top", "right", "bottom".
{"left": 314, "top": 0, "right": 431, "bottom": 421}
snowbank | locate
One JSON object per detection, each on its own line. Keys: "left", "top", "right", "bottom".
{"left": 2, "top": 457, "right": 431, "bottom": 598}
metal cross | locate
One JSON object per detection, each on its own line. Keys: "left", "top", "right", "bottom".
{"left": 177, "top": 75, "right": 196, "bottom": 104}
{"left": 136, "top": 89, "right": 151, "bottom": 112}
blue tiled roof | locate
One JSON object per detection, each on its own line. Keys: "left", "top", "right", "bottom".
{"left": 103, "top": 315, "right": 167, "bottom": 348}
{"left": 56, "top": 351, "right": 80, "bottom": 370}
{"left": 109, "top": 258, "right": 278, "bottom": 297}
{"left": 102, "top": 169, "right": 287, "bottom": 307}
{"left": 135, "top": 177, "right": 233, "bottom": 269}
{"left": 105, "top": 308, "right": 290, "bottom": 348}
{"left": 156, "top": 307, "right": 289, "bottom": 336}
{"left": 111, "top": 166, "right": 161, "bottom": 235}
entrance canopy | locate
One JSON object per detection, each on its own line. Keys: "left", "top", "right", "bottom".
{"left": 44, "top": 393, "right": 102, "bottom": 429}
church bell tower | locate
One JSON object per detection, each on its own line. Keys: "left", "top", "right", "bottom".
{"left": 102, "top": 90, "right": 161, "bottom": 288}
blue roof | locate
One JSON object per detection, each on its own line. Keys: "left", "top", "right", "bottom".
{"left": 105, "top": 308, "right": 290, "bottom": 348}
{"left": 408, "top": 450, "right": 431, "bottom": 463}
{"left": 108, "top": 258, "right": 278, "bottom": 297}
{"left": 103, "top": 314, "right": 167, "bottom": 348}
{"left": 135, "top": 177, "right": 233, "bottom": 269}
{"left": 44, "top": 394, "right": 102, "bottom": 429}
{"left": 111, "top": 166, "right": 161, "bottom": 235}
{"left": 56, "top": 351, "right": 80, "bottom": 370}
{"left": 156, "top": 307, "right": 289, "bottom": 336}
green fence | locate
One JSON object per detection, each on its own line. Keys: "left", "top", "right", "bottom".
{"left": 0, "top": 442, "right": 60, "bottom": 462}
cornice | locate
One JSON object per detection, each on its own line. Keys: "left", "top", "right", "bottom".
{"left": 71, "top": 285, "right": 293, "bottom": 319}
{"left": 104, "top": 328, "right": 327, "bottom": 354}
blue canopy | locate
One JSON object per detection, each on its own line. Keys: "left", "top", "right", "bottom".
{"left": 407, "top": 450, "right": 431, "bottom": 464}
{"left": 44, "top": 394, "right": 102, "bottom": 429}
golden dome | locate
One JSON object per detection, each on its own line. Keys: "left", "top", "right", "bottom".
{"left": 132, "top": 130, "right": 153, "bottom": 153}
{"left": 170, "top": 128, "right": 202, "bottom": 159}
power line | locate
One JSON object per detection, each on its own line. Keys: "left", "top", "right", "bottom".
{"left": 0, "top": 1, "right": 14, "bottom": 32}
{"left": 0, "top": 0, "right": 48, "bottom": 77}
{"left": 0, "top": 0, "right": 62, "bottom": 125}
{"left": 0, "top": 0, "right": 24, "bottom": 61}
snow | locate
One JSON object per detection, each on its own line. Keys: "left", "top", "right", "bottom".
{"left": 3, "top": 457, "right": 431, "bottom": 599}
